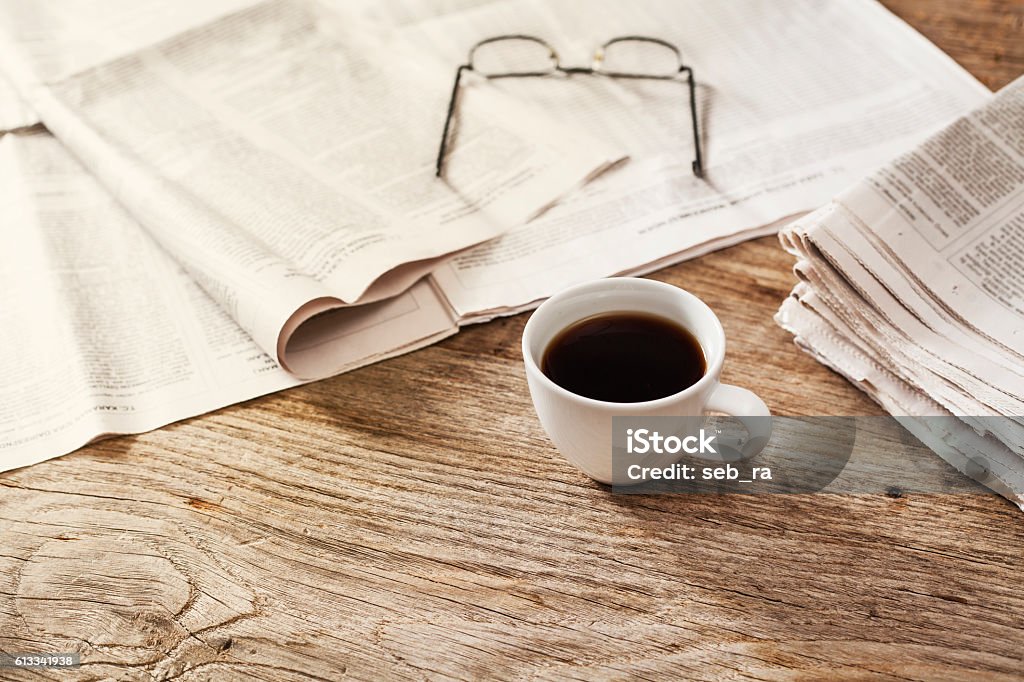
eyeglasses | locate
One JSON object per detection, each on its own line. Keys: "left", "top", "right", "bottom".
{"left": 436, "top": 35, "right": 704, "bottom": 179}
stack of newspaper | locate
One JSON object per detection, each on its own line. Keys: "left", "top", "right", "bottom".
{"left": 0, "top": 0, "right": 995, "bottom": 469}
{"left": 777, "top": 76, "right": 1024, "bottom": 509}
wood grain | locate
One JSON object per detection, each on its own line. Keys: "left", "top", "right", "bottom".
{"left": 2, "top": 2, "right": 1023, "bottom": 680}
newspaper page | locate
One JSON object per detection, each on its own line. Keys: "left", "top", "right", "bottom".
{"left": 0, "top": 129, "right": 457, "bottom": 472}
{"left": 781, "top": 77, "right": 1024, "bottom": 412}
{"left": 0, "top": 0, "right": 258, "bottom": 131}
{"left": 776, "top": 76, "right": 1024, "bottom": 507}
{"left": 392, "top": 0, "right": 991, "bottom": 319}
{"left": 787, "top": 209, "right": 1024, "bottom": 417}
{"left": 783, "top": 218, "right": 1024, "bottom": 456}
{"left": 0, "top": 0, "right": 617, "bottom": 376}
{"left": 833, "top": 77, "right": 1024, "bottom": 359}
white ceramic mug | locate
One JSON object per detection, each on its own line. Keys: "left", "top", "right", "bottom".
{"left": 522, "top": 277, "right": 771, "bottom": 484}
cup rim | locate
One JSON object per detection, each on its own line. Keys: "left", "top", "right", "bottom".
{"left": 521, "top": 277, "right": 726, "bottom": 409}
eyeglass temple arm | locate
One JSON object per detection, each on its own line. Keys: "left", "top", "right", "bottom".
{"left": 680, "top": 66, "right": 704, "bottom": 178}
{"left": 437, "top": 64, "right": 471, "bottom": 177}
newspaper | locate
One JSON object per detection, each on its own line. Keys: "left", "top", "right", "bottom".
{"left": 0, "top": 0, "right": 1000, "bottom": 471}
{"left": 396, "top": 0, "right": 991, "bottom": 319}
{"left": 0, "top": 129, "right": 462, "bottom": 469}
{"left": 0, "top": 0, "right": 616, "bottom": 377}
{"left": 776, "top": 76, "right": 1024, "bottom": 509}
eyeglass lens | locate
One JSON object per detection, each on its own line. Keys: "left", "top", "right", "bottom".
{"left": 470, "top": 36, "right": 558, "bottom": 77}
{"left": 597, "top": 39, "right": 681, "bottom": 77}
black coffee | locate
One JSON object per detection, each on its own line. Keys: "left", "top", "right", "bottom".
{"left": 541, "top": 312, "right": 706, "bottom": 403}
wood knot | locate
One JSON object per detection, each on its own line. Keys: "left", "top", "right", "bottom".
{"left": 16, "top": 536, "right": 192, "bottom": 664}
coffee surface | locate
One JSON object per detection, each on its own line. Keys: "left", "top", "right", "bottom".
{"left": 541, "top": 312, "right": 706, "bottom": 402}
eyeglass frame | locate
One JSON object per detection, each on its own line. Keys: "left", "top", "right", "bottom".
{"left": 436, "top": 35, "right": 704, "bottom": 179}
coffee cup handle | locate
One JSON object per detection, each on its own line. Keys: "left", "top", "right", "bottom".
{"left": 704, "top": 383, "right": 772, "bottom": 459}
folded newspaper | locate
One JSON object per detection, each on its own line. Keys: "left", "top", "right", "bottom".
{"left": 0, "top": 0, "right": 995, "bottom": 470}
{"left": 777, "top": 76, "right": 1024, "bottom": 510}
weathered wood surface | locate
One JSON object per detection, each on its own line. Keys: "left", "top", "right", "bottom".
{"left": 2, "top": 2, "right": 1023, "bottom": 680}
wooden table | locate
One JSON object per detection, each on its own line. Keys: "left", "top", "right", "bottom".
{"left": 2, "top": 2, "right": 1023, "bottom": 680}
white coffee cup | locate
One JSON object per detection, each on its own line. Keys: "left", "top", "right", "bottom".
{"left": 522, "top": 277, "right": 771, "bottom": 484}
